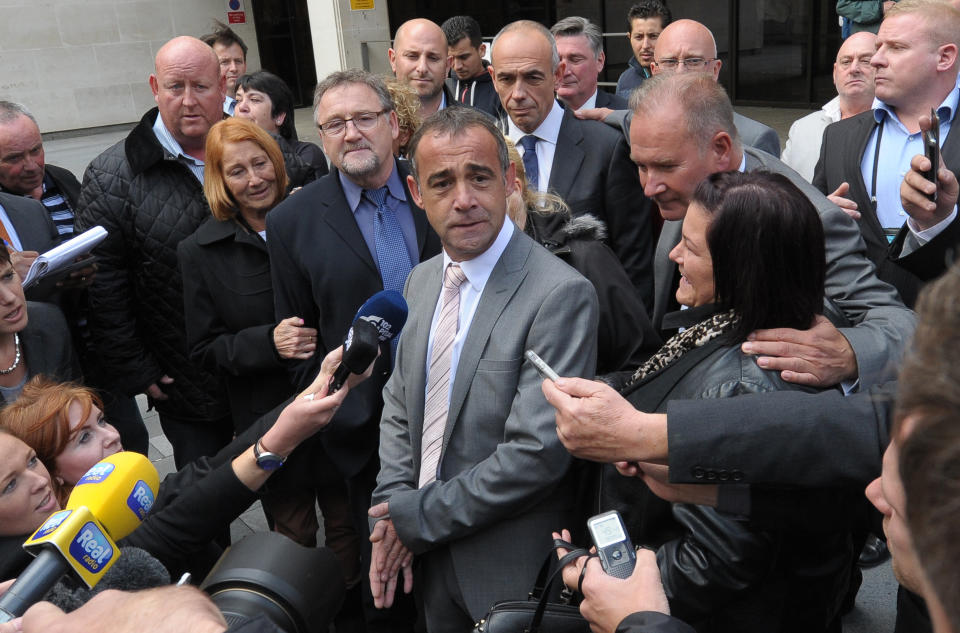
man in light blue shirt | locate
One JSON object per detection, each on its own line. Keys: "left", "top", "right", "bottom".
{"left": 813, "top": 0, "right": 960, "bottom": 306}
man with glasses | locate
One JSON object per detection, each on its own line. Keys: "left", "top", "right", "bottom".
{"left": 266, "top": 69, "right": 441, "bottom": 633}
{"left": 650, "top": 19, "right": 780, "bottom": 157}
{"left": 782, "top": 32, "right": 878, "bottom": 182}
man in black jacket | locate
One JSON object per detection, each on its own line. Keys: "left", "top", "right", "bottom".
{"left": 75, "top": 36, "right": 232, "bottom": 469}
{"left": 441, "top": 16, "right": 501, "bottom": 119}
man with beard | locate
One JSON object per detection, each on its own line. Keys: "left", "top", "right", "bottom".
{"left": 266, "top": 69, "right": 441, "bottom": 632}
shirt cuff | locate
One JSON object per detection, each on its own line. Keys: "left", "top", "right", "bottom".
{"left": 907, "top": 206, "right": 957, "bottom": 245}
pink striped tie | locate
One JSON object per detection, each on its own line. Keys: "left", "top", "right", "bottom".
{"left": 419, "top": 263, "right": 467, "bottom": 488}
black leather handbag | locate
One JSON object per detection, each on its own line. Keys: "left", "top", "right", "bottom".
{"left": 474, "top": 540, "right": 591, "bottom": 633}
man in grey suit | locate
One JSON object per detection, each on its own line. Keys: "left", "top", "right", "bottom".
{"left": 368, "top": 107, "right": 598, "bottom": 632}
{"left": 634, "top": 73, "right": 912, "bottom": 390}
{"left": 490, "top": 19, "right": 655, "bottom": 310}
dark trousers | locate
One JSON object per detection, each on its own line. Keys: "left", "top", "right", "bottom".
{"left": 419, "top": 546, "right": 475, "bottom": 633}
{"left": 100, "top": 390, "right": 148, "bottom": 455}
{"left": 158, "top": 411, "right": 234, "bottom": 471}
{"left": 346, "top": 456, "right": 420, "bottom": 633}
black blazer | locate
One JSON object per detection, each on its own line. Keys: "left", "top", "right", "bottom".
{"left": 45, "top": 164, "right": 82, "bottom": 210}
{"left": 266, "top": 160, "right": 442, "bottom": 477}
{"left": 596, "top": 89, "right": 629, "bottom": 110}
{"left": 178, "top": 216, "right": 293, "bottom": 433}
{"left": 536, "top": 107, "right": 654, "bottom": 311}
{"left": 813, "top": 110, "right": 960, "bottom": 305}
{"left": 0, "top": 191, "right": 58, "bottom": 253}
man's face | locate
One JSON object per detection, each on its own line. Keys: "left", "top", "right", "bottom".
{"left": 833, "top": 33, "right": 877, "bottom": 102}
{"left": 316, "top": 82, "right": 398, "bottom": 186}
{"left": 150, "top": 49, "right": 225, "bottom": 152}
{"left": 865, "top": 423, "right": 925, "bottom": 594}
{"left": 409, "top": 125, "right": 515, "bottom": 262}
{"left": 213, "top": 42, "right": 246, "bottom": 97}
{"left": 449, "top": 38, "right": 486, "bottom": 81}
{"left": 390, "top": 25, "right": 449, "bottom": 102}
{"left": 651, "top": 22, "right": 722, "bottom": 79}
{"left": 871, "top": 13, "right": 942, "bottom": 110}
{"left": 629, "top": 105, "right": 721, "bottom": 221}
{"left": 0, "top": 114, "right": 45, "bottom": 196}
{"left": 556, "top": 34, "right": 604, "bottom": 109}
{"left": 629, "top": 17, "right": 664, "bottom": 69}
{"left": 491, "top": 29, "right": 562, "bottom": 134}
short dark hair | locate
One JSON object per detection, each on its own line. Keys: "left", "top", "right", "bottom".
{"left": 201, "top": 20, "right": 248, "bottom": 59}
{"left": 897, "top": 264, "right": 960, "bottom": 633}
{"left": 236, "top": 71, "right": 297, "bottom": 141}
{"left": 692, "top": 170, "right": 825, "bottom": 342}
{"left": 627, "top": 0, "right": 672, "bottom": 31}
{"left": 407, "top": 107, "right": 509, "bottom": 185}
{"left": 442, "top": 15, "right": 483, "bottom": 48}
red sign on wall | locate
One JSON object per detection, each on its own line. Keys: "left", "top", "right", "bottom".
{"left": 227, "top": 0, "right": 245, "bottom": 24}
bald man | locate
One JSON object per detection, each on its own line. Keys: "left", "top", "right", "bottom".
{"left": 783, "top": 32, "right": 877, "bottom": 182}
{"left": 583, "top": 19, "right": 781, "bottom": 158}
{"left": 75, "top": 36, "right": 233, "bottom": 468}
{"left": 389, "top": 18, "right": 453, "bottom": 117}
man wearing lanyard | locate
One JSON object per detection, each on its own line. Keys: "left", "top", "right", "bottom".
{"left": 814, "top": 0, "right": 960, "bottom": 307}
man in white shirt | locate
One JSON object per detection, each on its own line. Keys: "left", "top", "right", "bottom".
{"left": 782, "top": 32, "right": 877, "bottom": 182}
{"left": 551, "top": 16, "right": 628, "bottom": 111}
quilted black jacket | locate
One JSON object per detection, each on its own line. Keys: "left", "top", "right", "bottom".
{"left": 75, "top": 108, "right": 228, "bottom": 421}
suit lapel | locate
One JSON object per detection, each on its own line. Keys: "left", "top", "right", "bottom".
{"left": 397, "top": 160, "right": 432, "bottom": 262}
{"left": 849, "top": 116, "right": 888, "bottom": 250}
{"left": 407, "top": 257, "right": 443, "bottom": 458}
{"left": 320, "top": 170, "right": 381, "bottom": 277}
{"left": 443, "top": 231, "right": 530, "bottom": 448}
{"left": 549, "top": 109, "right": 585, "bottom": 201}
{"left": 652, "top": 220, "right": 681, "bottom": 329}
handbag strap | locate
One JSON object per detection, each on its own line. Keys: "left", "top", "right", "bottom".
{"left": 527, "top": 539, "right": 590, "bottom": 633}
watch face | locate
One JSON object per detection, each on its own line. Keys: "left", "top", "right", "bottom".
{"left": 256, "top": 454, "right": 284, "bottom": 471}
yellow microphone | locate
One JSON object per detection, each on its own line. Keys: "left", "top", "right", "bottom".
{"left": 0, "top": 452, "right": 159, "bottom": 621}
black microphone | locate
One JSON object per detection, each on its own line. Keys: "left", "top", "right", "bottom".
{"left": 329, "top": 318, "right": 381, "bottom": 393}
{"left": 44, "top": 547, "right": 170, "bottom": 613}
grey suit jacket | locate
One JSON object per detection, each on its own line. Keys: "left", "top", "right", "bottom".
{"left": 732, "top": 112, "right": 781, "bottom": 158}
{"left": 0, "top": 192, "right": 58, "bottom": 253}
{"left": 373, "top": 226, "right": 599, "bottom": 619}
{"left": 652, "top": 147, "right": 915, "bottom": 387}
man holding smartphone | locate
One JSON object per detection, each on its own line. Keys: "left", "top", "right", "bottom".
{"left": 813, "top": 0, "right": 960, "bottom": 307}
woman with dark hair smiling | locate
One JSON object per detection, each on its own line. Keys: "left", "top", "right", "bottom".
{"left": 556, "top": 171, "right": 856, "bottom": 633}
{"left": 235, "top": 71, "right": 328, "bottom": 184}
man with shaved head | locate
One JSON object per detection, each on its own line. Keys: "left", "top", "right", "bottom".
{"left": 489, "top": 19, "right": 655, "bottom": 309}
{"left": 650, "top": 19, "right": 781, "bottom": 157}
{"left": 75, "top": 36, "right": 233, "bottom": 468}
{"left": 782, "top": 32, "right": 877, "bottom": 182}
{"left": 389, "top": 18, "right": 453, "bottom": 117}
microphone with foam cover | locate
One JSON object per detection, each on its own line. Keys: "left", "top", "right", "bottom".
{"left": 354, "top": 289, "right": 409, "bottom": 342}
{"left": 0, "top": 452, "right": 159, "bottom": 621}
{"left": 329, "top": 318, "right": 382, "bottom": 393}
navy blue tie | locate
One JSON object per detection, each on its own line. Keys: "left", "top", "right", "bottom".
{"left": 519, "top": 135, "right": 540, "bottom": 190}
{"left": 365, "top": 187, "right": 413, "bottom": 360}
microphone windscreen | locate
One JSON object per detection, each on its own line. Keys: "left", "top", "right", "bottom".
{"left": 354, "top": 290, "right": 408, "bottom": 341}
{"left": 342, "top": 319, "right": 381, "bottom": 373}
{"left": 43, "top": 547, "right": 171, "bottom": 613}
{"left": 66, "top": 452, "right": 159, "bottom": 541}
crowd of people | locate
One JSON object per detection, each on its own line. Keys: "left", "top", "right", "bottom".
{"left": 0, "top": 1, "right": 960, "bottom": 632}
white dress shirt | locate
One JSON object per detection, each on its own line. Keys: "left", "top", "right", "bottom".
{"left": 425, "top": 219, "right": 515, "bottom": 404}
{"left": 507, "top": 101, "right": 565, "bottom": 193}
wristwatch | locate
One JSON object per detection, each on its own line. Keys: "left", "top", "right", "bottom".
{"left": 253, "top": 439, "right": 286, "bottom": 471}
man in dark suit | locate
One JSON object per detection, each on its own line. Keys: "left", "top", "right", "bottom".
{"left": 551, "top": 16, "right": 629, "bottom": 111}
{"left": 813, "top": 0, "right": 960, "bottom": 307}
{"left": 490, "top": 19, "right": 654, "bottom": 310}
{"left": 0, "top": 101, "right": 79, "bottom": 240}
{"left": 267, "top": 68, "right": 440, "bottom": 633}
{"left": 368, "top": 106, "right": 598, "bottom": 633}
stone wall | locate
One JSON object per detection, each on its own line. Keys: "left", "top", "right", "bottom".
{"left": 0, "top": 0, "right": 260, "bottom": 133}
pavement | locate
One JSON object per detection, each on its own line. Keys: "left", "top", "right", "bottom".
{"left": 48, "top": 105, "right": 898, "bottom": 631}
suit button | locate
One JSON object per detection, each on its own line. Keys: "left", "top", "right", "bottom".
{"left": 693, "top": 467, "right": 706, "bottom": 480}
{"left": 732, "top": 470, "right": 744, "bottom": 482}
{"left": 706, "top": 471, "right": 717, "bottom": 481}
{"left": 718, "top": 470, "right": 730, "bottom": 481}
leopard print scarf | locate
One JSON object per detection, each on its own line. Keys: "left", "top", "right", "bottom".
{"left": 625, "top": 308, "right": 740, "bottom": 388}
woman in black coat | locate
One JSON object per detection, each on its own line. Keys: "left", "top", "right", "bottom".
{"left": 177, "top": 119, "right": 359, "bottom": 585}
